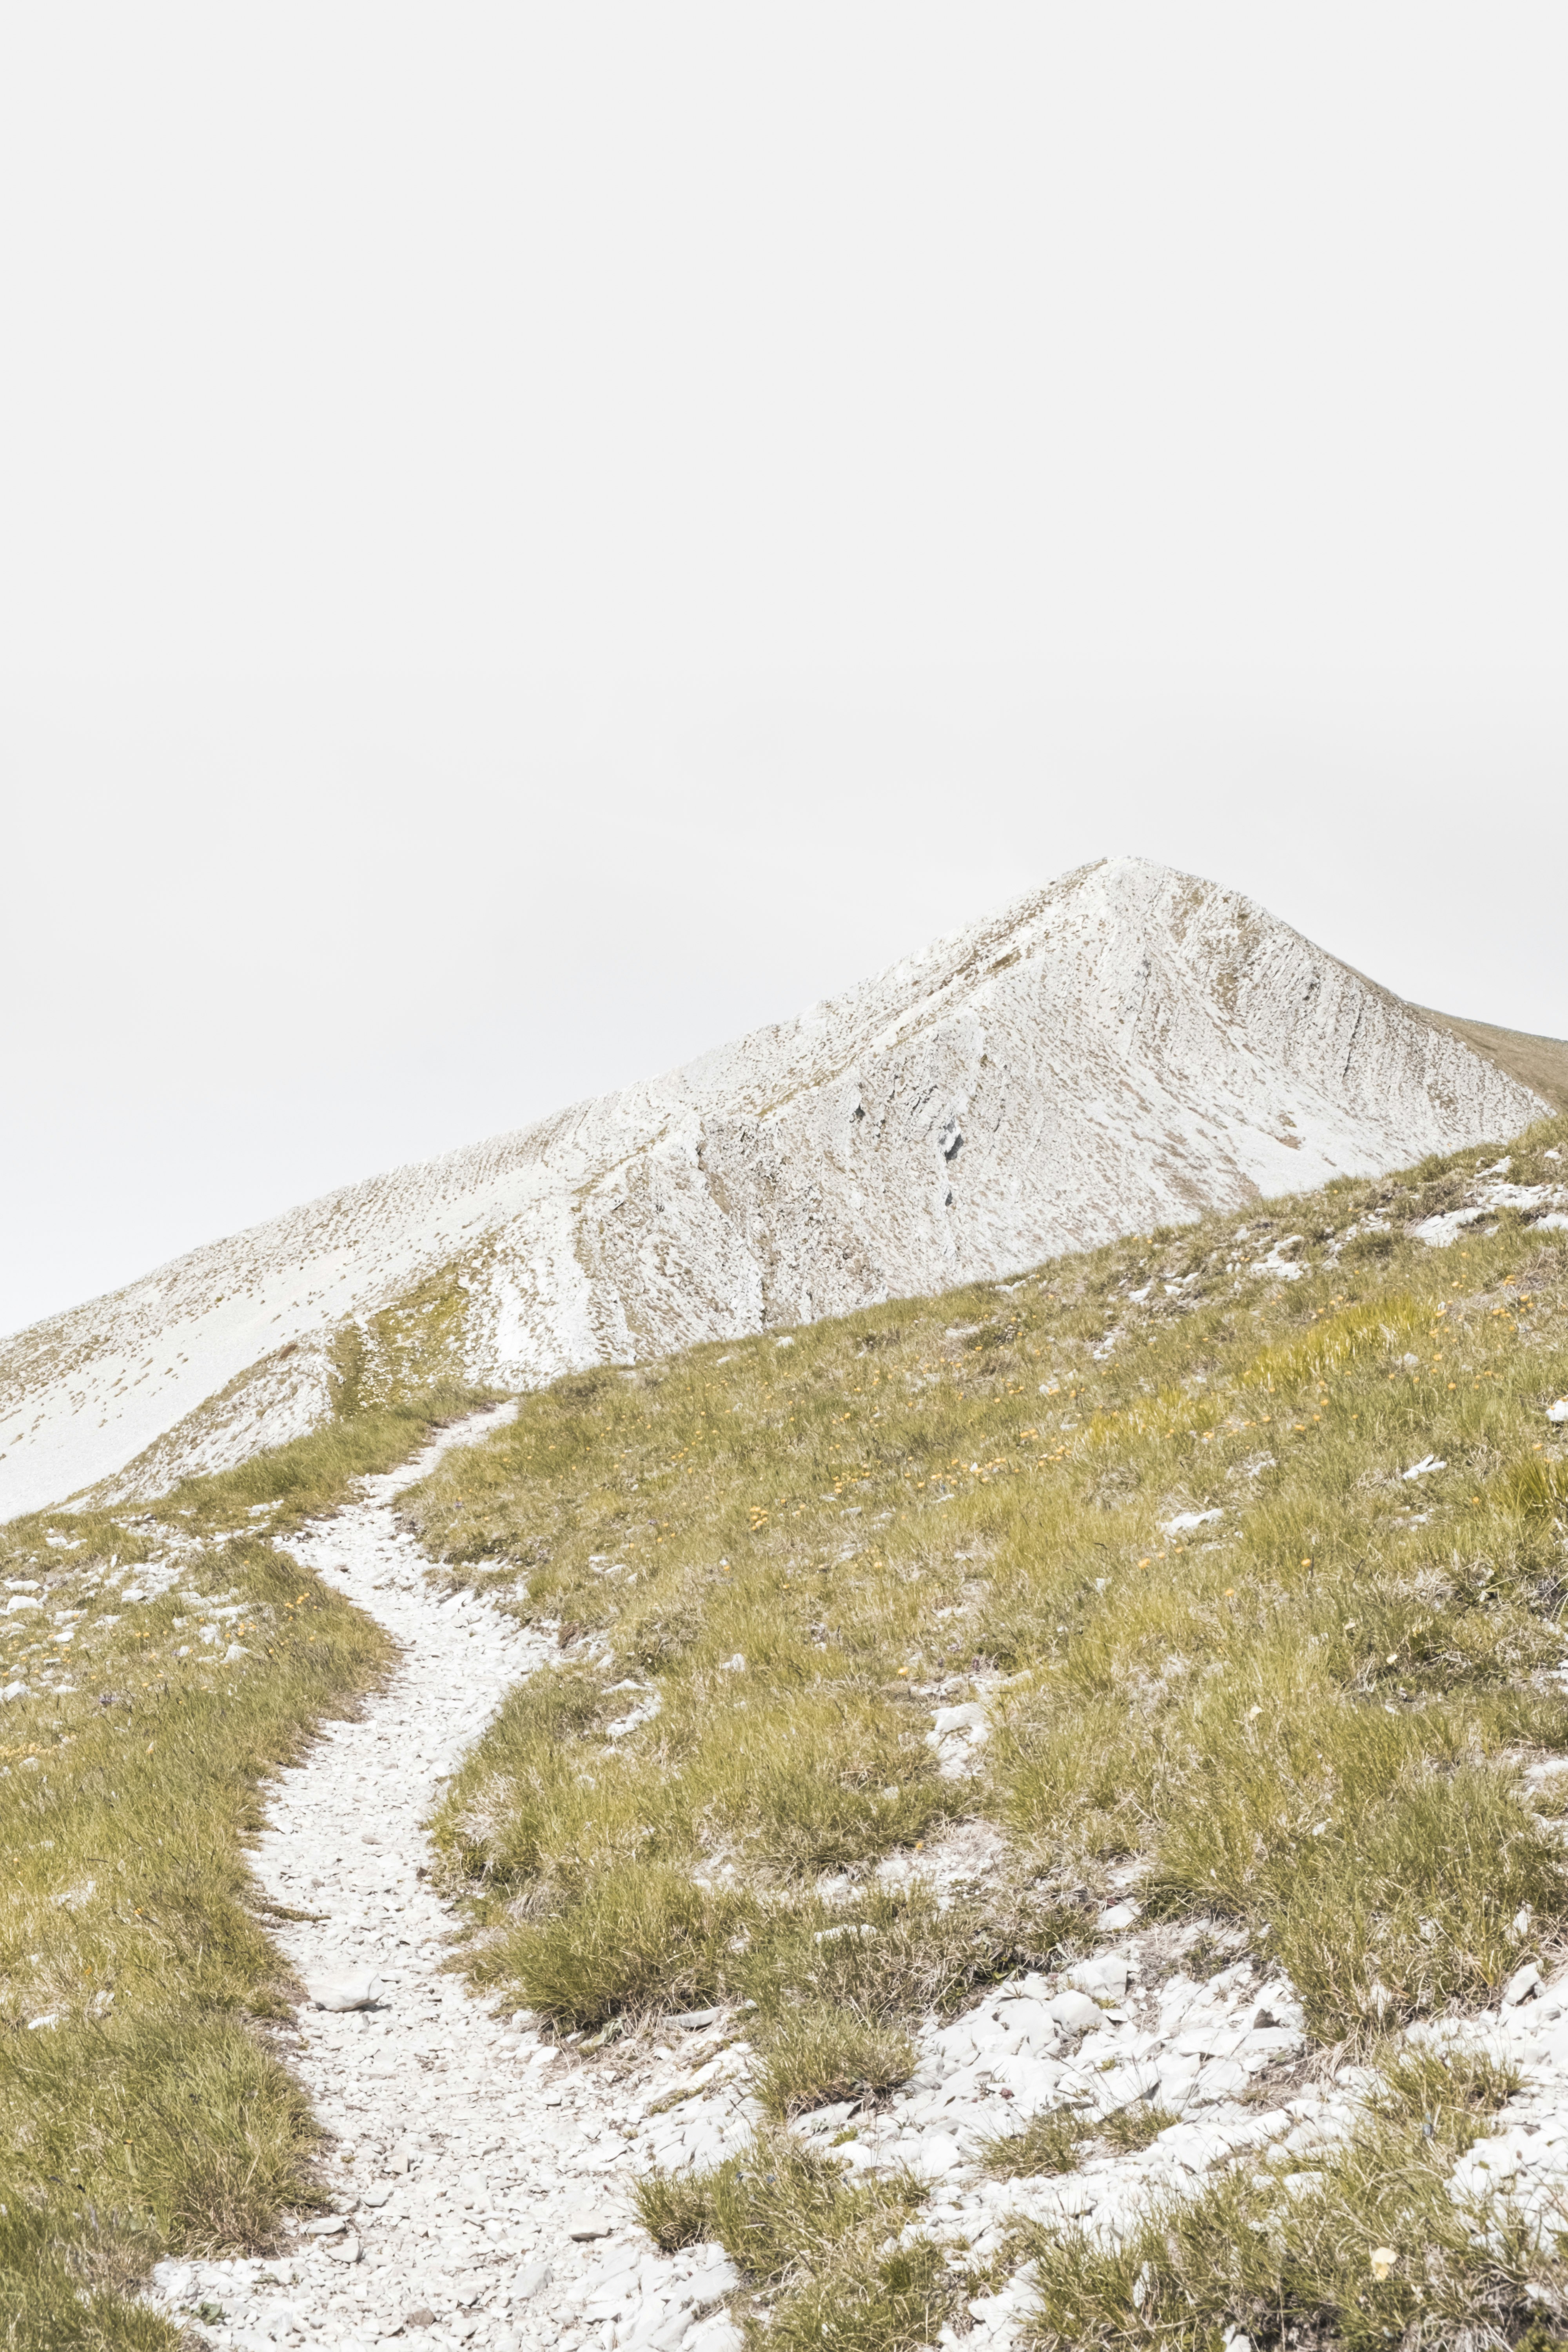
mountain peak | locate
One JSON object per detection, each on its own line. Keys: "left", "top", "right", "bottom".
{"left": 0, "top": 860, "right": 1545, "bottom": 1520}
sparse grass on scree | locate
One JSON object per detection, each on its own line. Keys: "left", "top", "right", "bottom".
{"left": 633, "top": 2132, "right": 949, "bottom": 2352}
{"left": 1009, "top": 2045, "right": 1540, "bottom": 2351}
{"left": 396, "top": 1115, "right": 1568, "bottom": 2348}
{"left": 0, "top": 1361, "right": 488, "bottom": 2349}
{"left": 977, "top": 2103, "right": 1181, "bottom": 2181}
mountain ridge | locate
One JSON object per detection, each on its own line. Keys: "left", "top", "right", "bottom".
{"left": 1, "top": 855, "right": 1546, "bottom": 1521}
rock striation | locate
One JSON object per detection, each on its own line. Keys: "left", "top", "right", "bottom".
{"left": 1, "top": 855, "right": 1544, "bottom": 1519}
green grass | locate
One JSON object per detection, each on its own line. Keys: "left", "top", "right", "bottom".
{"left": 633, "top": 2132, "right": 952, "bottom": 2350}
{"left": 979, "top": 2102, "right": 1181, "bottom": 2180}
{"left": 754, "top": 2006, "right": 915, "bottom": 2120}
{"left": 978, "top": 2108, "right": 1092, "bottom": 2178}
{"left": 408, "top": 1114, "right": 1568, "bottom": 2047}
{"left": 13, "top": 1113, "right": 1567, "bottom": 2345}
{"left": 391, "top": 1114, "right": 1568, "bottom": 2343}
{"left": 1374, "top": 2038, "right": 1525, "bottom": 2122}
{"left": 0, "top": 1376, "right": 487, "bottom": 2347}
{"left": 1100, "top": 2102, "right": 1181, "bottom": 2153}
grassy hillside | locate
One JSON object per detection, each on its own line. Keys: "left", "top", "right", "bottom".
{"left": 1412, "top": 1006, "right": 1568, "bottom": 1116}
{"left": 397, "top": 1115, "right": 1568, "bottom": 2349}
{"left": 8, "top": 1109, "right": 1568, "bottom": 2350}
{"left": 0, "top": 1370, "right": 488, "bottom": 2349}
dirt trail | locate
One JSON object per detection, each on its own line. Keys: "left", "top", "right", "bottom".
{"left": 143, "top": 1407, "right": 742, "bottom": 2352}
{"left": 138, "top": 1407, "right": 1568, "bottom": 2352}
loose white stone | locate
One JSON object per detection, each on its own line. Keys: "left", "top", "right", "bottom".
{"left": 1067, "top": 1953, "right": 1130, "bottom": 1999}
{"left": 308, "top": 1973, "right": 385, "bottom": 2012}
{"left": 1045, "top": 1989, "right": 1103, "bottom": 2030}
{"left": 1504, "top": 1963, "right": 1544, "bottom": 2009}
{"left": 1162, "top": 1510, "right": 1222, "bottom": 1536}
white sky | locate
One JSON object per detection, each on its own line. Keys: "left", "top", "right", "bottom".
{"left": 2, "top": 3, "right": 1565, "bottom": 1340}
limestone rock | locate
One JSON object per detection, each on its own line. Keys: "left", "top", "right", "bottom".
{"left": 307, "top": 1972, "right": 384, "bottom": 2011}
{"left": 1046, "top": 1989, "right": 1103, "bottom": 2030}
{"left": 1068, "top": 1953, "right": 1131, "bottom": 1998}
{"left": 4, "top": 856, "right": 1542, "bottom": 1519}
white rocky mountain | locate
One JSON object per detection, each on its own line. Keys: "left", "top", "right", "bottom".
{"left": 0, "top": 856, "right": 1544, "bottom": 1521}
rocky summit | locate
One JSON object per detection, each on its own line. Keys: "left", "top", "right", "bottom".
{"left": 0, "top": 855, "right": 1541, "bottom": 1519}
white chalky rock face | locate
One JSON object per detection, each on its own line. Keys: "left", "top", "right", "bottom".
{"left": 3, "top": 855, "right": 1544, "bottom": 1521}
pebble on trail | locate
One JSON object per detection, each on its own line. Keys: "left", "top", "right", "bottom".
{"left": 308, "top": 1973, "right": 384, "bottom": 2012}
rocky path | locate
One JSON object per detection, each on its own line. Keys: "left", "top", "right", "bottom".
{"left": 144, "top": 1407, "right": 746, "bottom": 2352}
{"left": 138, "top": 1405, "right": 1568, "bottom": 2352}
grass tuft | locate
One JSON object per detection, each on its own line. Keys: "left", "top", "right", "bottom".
{"left": 763, "top": 2231, "right": 954, "bottom": 2352}
{"left": 495, "top": 1865, "right": 744, "bottom": 2030}
{"left": 634, "top": 2131, "right": 950, "bottom": 2350}
{"left": 634, "top": 2164, "right": 723, "bottom": 2254}
{"left": 633, "top": 2129, "right": 916, "bottom": 2279}
{"left": 755, "top": 2004, "right": 915, "bottom": 2119}
{"left": 1100, "top": 2102, "right": 1181, "bottom": 2152}
{"left": 980, "top": 2100, "right": 1181, "bottom": 2179}
{"left": 1374, "top": 2040, "right": 1525, "bottom": 2130}
{"left": 978, "top": 2108, "right": 1091, "bottom": 2178}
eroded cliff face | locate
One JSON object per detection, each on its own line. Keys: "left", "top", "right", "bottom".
{"left": 1, "top": 857, "right": 1543, "bottom": 1518}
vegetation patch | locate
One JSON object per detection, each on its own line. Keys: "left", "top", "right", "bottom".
{"left": 978, "top": 2108, "right": 1093, "bottom": 2179}
{"left": 634, "top": 2131, "right": 951, "bottom": 2350}
{"left": 396, "top": 1114, "right": 1568, "bottom": 2344}
{"left": 754, "top": 2005, "right": 915, "bottom": 2120}
{"left": 978, "top": 2102, "right": 1181, "bottom": 2180}
{"left": 1010, "top": 2045, "right": 1552, "bottom": 2349}
{"left": 0, "top": 1376, "right": 485, "bottom": 2345}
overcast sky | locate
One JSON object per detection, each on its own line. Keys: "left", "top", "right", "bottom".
{"left": 3, "top": 3, "right": 1565, "bottom": 1340}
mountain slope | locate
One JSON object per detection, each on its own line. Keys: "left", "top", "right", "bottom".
{"left": 1410, "top": 1003, "right": 1568, "bottom": 1114}
{"left": 0, "top": 855, "right": 1544, "bottom": 1521}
